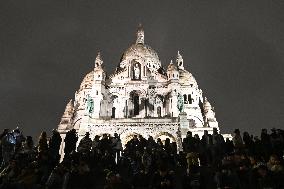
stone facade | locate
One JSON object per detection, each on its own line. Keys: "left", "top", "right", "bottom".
{"left": 57, "top": 25, "right": 220, "bottom": 154}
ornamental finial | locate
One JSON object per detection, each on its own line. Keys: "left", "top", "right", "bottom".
{"left": 177, "top": 50, "right": 184, "bottom": 70}
{"left": 95, "top": 51, "right": 103, "bottom": 68}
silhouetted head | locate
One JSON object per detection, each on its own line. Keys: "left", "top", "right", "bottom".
{"left": 234, "top": 129, "right": 240, "bottom": 135}
{"left": 257, "top": 165, "right": 268, "bottom": 177}
{"left": 261, "top": 129, "right": 267, "bottom": 134}
{"left": 204, "top": 130, "right": 208, "bottom": 135}
{"left": 40, "top": 131, "right": 47, "bottom": 139}
{"left": 271, "top": 128, "right": 276, "bottom": 133}
{"left": 194, "top": 134, "right": 200, "bottom": 140}
{"left": 187, "top": 131, "right": 192, "bottom": 137}
{"left": 85, "top": 132, "right": 90, "bottom": 137}
{"left": 71, "top": 129, "right": 76, "bottom": 133}
{"left": 1, "top": 129, "right": 9, "bottom": 137}
{"left": 52, "top": 129, "right": 58, "bottom": 134}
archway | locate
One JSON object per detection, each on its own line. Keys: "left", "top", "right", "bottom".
{"left": 155, "top": 132, "right": 176, "bottom": 144}
{"left": 121, "top": 132, "right": 140, "bottom": 147}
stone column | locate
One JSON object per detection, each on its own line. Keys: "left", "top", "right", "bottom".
{"left": 179, "top": 112, "right": 189, "bottom": 139}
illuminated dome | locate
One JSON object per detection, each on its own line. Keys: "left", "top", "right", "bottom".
{"left": 203, "top": 97, "right": 212, "bottom": 110}
{"left": 79, "top": 71, "right": 94, "bottom": 90}
{"left": 122, "top": 43, "right": 160, "bottom": 63}
{"left": 167, "top": 60, "right": 178, "bottom": 71}
{"left": 179, "top": 69, "right": 198, "bottom": 87}
{"left": 119, "top": 25, "right": 161, "bottom": 71}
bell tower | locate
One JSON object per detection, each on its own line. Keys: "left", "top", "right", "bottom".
{"left": 176, "top": 51, "right": 184, "bottom": 70}
{"left": 92, "top": 52, "right": 106, "bottom": 118}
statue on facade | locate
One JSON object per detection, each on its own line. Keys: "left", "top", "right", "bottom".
{"left": 177, "top": 93, "right": 184, "bottom": 112}
{"left": 86, "top": 95, "right": 94, "bottom": 114}
{"left": 133, "top": 63, "right": 140, "bottom": 80}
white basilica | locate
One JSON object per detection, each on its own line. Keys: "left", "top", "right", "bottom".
{"left": 58, "top": 25, "right": 220, "bottom": 151}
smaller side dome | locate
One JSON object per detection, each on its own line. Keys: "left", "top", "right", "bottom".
{"left": 58, "top": 99, "right": 74, "bottom": 130}
{"left": 179, "top": 69, "right": 198, "bottom": 87}
{"left": 167, "top": 60, "right": 178, "bottom": 71}
{"left": 167, "top": 60, "right": 179, "bottom": 80}
{"left": 63, "top": 99, "right": 74, "bottom": 117}
{"left": 203, "top": 97, "right": 211, "bottom": 110}
{"left": 203, "top": 97, "right": 217, "bottom": 122}
{"left": 79, "top": 71, "right": 94, "bottom": 90}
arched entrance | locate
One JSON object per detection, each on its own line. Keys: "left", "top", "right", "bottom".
{"left": 155, "top": 132, "right": 176, "bottom": 144}
{"left": 121, "top": 132, "right": 140, "bottom": 147}
{"left": 130, "top": 90, "right": 143, "bottom": 117}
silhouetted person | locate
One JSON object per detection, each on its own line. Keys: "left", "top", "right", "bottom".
{"left": 232, "top": 129, "right": 243, "bottom": 152}
{"left": 224, "top": 138, "right": 234, "bottom": 155}
{"left": 201, "top": 130, "right": 213, "bottom": 165}
{"left": 243, "top": 131, "right": 254, "bottom": 153}
{"left": 251, "top": 165, "right": 276, "bottom": 189}
{"left": 0, "top": 129, "right": 12, "bottom": 169}
{"left": 37, "top": 131, "right": 48, "bottom": 154}
{"left": 49, "top": 129, "right": 62, "bottom": 164}
{"left": 77, "top": 132, "right": 92, "bottom": 152}
{"left": 104, "top": 171, "right": 131, "bottom": 189}
{"left": 260, "top": 129, "right": 272, "bottom": 161}
{"left": 270, "top": 128, "right": 283, "bottom": 158}
{"left": 100, "top": 133, "right": 111, "bottom": 154}
{"left": 183, "top": 131, "right": 198, "bottom": 153}
{"left": 112, "top": 133, "right": 122, "bottom": 160}
{"left": 11, "top": 128, "right": 25, "bottom": 154}
{"left": 128, "top": 135, "right": 140, "bottom": 154}
{"left": 64, "top": 129, "right": 78, "bottom": 158}
{"left": 0, "top": 129, "right": 9, "bottom": 164}
{"left": 182, "top": 164, "right": 203, "bottom": 189}
{"left": 150, "top": 164, "right": 174, "bottom": 189}
{"left": 211, "top": 128, "right": 225, "bottom": 166}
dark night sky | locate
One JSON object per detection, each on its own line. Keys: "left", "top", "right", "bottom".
{"left": 0, "top": 0, "right": 283, "bottom": 138}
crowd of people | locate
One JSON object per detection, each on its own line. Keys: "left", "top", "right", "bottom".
{"left": 0, "top": 127, "right": 283, "bottom": 189}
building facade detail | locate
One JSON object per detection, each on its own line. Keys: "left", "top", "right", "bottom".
{"left": 58, "top": 25, "right": 220, "bottom": 153}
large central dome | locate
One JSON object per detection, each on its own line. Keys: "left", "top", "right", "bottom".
{"left": 121, "top": 43, "right": 160, "bottom": 62}
{"left": 119, "top": 25, "right": 162, "bottom": 71}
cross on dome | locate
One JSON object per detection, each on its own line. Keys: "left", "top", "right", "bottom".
{"left": 136, "top": 23, "right": 144, "bottom": 44}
